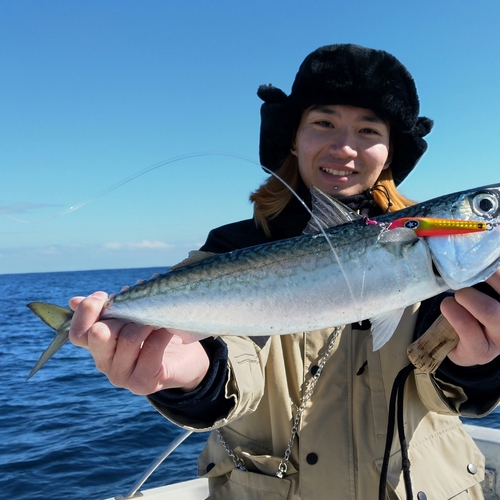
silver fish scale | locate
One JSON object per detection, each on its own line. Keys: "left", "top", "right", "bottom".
{"left": 103, "top": 221, "right": 432, "bottom": 335}
{"left": 111, "top": 221, "right": 381, "bottom": 303}
{"left": 100, "top": 184, "right": 500, "bottom": 339}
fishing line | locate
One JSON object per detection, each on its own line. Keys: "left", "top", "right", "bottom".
{"left": 259, "top": 164, "right": 359, "bottom": 314}
{"left": 5, "top": 152, "right": 260, "bottom": 225}
{"left": 10, "top": 151, "right": 359, "bottom": 312}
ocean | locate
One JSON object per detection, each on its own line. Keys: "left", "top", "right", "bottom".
{"left": 1, "top": 267, "right": 499, "bottom": 500}
{"left": 0, "top": 268, "right": 208, "bottom": 500}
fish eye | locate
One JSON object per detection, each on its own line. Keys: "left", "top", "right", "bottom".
{"left": 472, "top": 192, "right": 499, "bottom": 218}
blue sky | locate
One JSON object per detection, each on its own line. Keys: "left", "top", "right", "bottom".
{"left": 1, "top": 0, "right": 500, "bottom": 275}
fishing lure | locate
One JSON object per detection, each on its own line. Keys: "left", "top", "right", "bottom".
{"left": 387, "top": 217, "right": 492, "bottom": 237}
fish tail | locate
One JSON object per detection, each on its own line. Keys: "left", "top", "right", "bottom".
{"left": 27, "top": 302, "right": 74, "bottom": 380}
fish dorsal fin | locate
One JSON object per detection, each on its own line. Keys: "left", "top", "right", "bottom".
{"left": 370, "top": 308, "right": 406, "bottom": 350}
{"left": 169, "top": 250, "right": 218, "bottom": 271}
{"left": 303, "top": 186, "right": 362, "bottom": 235}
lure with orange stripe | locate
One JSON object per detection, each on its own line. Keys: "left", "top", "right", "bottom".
{"left": 387, "top": 217, "right": 489, "bottom": 237}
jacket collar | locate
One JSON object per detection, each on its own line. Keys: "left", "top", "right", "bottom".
{"left": 268, "top": 183, "right": 382, "bottom": 240}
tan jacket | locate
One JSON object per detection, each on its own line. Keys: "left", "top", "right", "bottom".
{"left": 151, "top": 305, "right": 488, "bottom": 499}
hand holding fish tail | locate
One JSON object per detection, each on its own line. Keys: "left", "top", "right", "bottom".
{"left": 68, "top": 292, "right": 210, "bottom": 395}
{"left": 441, "top": 269, "right": 500, "bottom": 367}
{"left": 68, "top": 292, "right": 110, "bottom": 348}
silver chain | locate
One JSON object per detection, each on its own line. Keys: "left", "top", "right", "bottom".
{"left": 216, "top": 327, "right": 341, "bottom": 478}
{"left": 216, "top": 428, "right": 247, "bottom": 471}
{"left": 276, "top": 327, "right": 341, "bottom": 478}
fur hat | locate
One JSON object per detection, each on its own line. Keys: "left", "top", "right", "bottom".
{"left": 258, "top": 44, "right": 433, "bottom": 185}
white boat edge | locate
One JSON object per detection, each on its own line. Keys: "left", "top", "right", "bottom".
{"left": 104, "top": 424, "right": 500, "bottom": 500}
{"left": 112, "top": 477, "right": 209, "bottom": 499}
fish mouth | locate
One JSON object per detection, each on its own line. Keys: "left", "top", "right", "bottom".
{"left": 429, "top": 255, "right": 449, "bottom": 288}
{"left": 432, "top": 262, "right": 442, "bottom": 278}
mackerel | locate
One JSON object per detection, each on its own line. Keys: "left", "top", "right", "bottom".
{"left": 27, "top": 183, "right": 500, "bottom": 378}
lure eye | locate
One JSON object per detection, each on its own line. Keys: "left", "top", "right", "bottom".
{"left": 472, "top": 192, "right": 499, "bottom": 218}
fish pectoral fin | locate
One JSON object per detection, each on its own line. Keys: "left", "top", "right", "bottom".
{"left": 303, "top": 186, "right": 362, "bottom": 234}
{"left": 378, "top": 227, "right": 418, "bottom": 257}
{"left": 370, "top": 308, "right": 406, "bottom": 351}
{"left": 27, "top": 302, "right": 74, "bottom": 380}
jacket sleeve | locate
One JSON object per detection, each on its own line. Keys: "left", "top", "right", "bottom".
{"left": 146, "top": 221, "right": 275, "bottom": 430}
{"left": 147, "top": 335, "right": 271, "bottom": 431}
{"left": 147, "top": 337, "right": 233, "bottom": 428}
{"left": 414, "top": 285, "right": 500, "bottom": 416}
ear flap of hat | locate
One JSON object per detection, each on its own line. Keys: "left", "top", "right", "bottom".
{"left": 257, "top": 45, "right": 434, "bottom": 181}
{"left": 257, "top": 85, "right": 297, "bottom": 172}
{"left": 391, "top": 117, "right": 434, "bottom": 185}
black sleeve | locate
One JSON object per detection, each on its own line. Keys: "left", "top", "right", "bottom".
{"left": 437, "top": 356, "right": 500, "bottom": 415}
{"left": 148, "top": 337, "right": 234, "bottom": 425}
{"left": 147, "top": 219, "right": 274, "bottom": 421}
{"left": 416, "top": 283, "right": 500, "bottom": 414}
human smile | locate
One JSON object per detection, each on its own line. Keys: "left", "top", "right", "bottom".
{"left": 320, "top": 167, "right": 354, "bottom": 176}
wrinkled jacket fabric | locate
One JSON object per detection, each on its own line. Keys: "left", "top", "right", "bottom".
{"left": 148, "top": 193, "right": 496, "bottom": 499}
{"left": 151, "top": 308, "right": 487, "bottom": 499}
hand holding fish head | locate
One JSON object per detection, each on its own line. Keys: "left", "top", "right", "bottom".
{"left": 441, "top": 269, "right": 500, "bottom": 367}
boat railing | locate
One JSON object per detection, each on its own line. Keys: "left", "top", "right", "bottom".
{"left": 114, "top": 429, "right": 194, "bottom": 499}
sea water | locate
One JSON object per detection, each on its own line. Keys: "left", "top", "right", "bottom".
{"left": 0, "top": 268, "right": 207, "bottom": 500}
{"left": 0, "top": 268, "right": 498, "bottom": 499}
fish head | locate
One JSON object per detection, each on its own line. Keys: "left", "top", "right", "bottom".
{"left": 425, "top": 184, "right": 500, "bottom": 289}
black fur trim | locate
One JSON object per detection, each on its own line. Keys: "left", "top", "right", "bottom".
{"left": 258, "top": 44, "right": 433, "bottom": 185}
